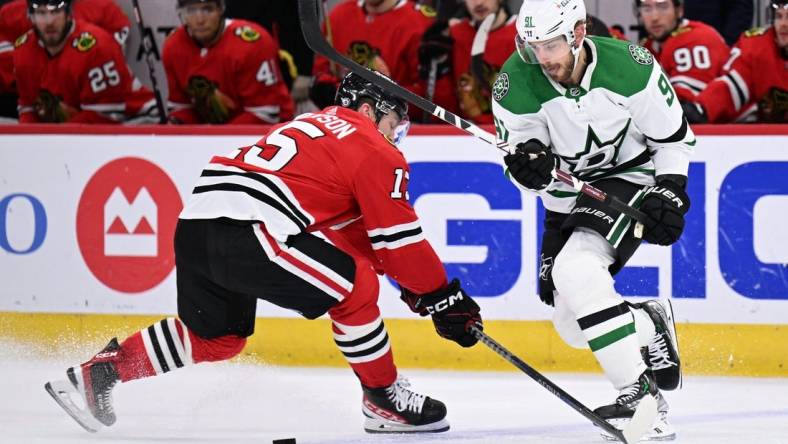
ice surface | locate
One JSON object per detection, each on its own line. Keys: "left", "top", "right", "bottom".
{"left": 2, "top": 349, "right": 788, "bottom": 444}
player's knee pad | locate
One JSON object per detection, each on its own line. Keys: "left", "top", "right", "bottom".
{"left": 190, "top": 333, "right": 247, "bottom": 363}
{"left": 552, "top": 230, "right": 618, "bottom": 315}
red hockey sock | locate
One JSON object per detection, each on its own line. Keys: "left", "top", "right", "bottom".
{"left": 114, "top": 318, "right": 246, "bottom": 383}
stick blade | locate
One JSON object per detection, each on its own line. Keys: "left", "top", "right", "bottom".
{"left": 622, "top": 394, "right": 658, "bottom": 444}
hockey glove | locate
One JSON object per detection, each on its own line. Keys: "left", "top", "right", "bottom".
{"left": 418, "top": 20, "right": 453, "bottom": 81}
{"left": 639, "top": 177, "right": 690, "bottom": 246}
{"left": 503, "top": 139, "right": 556, "bottom": 191}
{"left": 680, "top": 100, "right": 708, "bottom": 124}
{"left": 400, "top": 279, "right": 482, "bottom": 348}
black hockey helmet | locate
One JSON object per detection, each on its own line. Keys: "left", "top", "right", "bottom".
{"left": 335, "top": 72, "right": 409, "bottom": 123}
{"left": 27, "top": 0, "right": 72, "bottom": 14}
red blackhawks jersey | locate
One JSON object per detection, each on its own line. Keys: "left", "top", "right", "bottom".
{"left": 697, "top": 27, "right": 788, "bottom": 123}
{"left": 642, "top": 19, "right": 729, "bottom": 101}
{"left": 443, "top": 15, "right": 517, "bottom": 124}
{"left": 0, "top": 0, "right": 130, "bottom": 96}
{"left": 180, "top": 106, "right": 447, "bottom": 294}
{"left": 313, "top": 0, "right": 450, "bottom": 119}
{"left": 163, "top": 19, "right": 294, "bottom": 125}
{"left": 13, "top": 20, "right": 156, "bottom": 123}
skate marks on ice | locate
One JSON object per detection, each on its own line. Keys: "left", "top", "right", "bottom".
{"left": 1, "top": 346, "right": 787, "bottom": 444}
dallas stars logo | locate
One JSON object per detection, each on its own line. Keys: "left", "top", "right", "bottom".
{"left": 492, "top": 72, "right": 509, "bottom": 102}
{"left": 562, "top": 119, "right": 631, "bottom": 177}
{"left": 628, "top": 44, "right": 653, "bottom": 65}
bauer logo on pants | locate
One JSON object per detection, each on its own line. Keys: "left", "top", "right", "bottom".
{"left": 77, "top": 157, "right": 182, "bottom": 293}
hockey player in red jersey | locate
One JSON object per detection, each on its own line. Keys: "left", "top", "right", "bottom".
{"left": 420, "top": 0, "right": 517, "bottom": 123}
{"left": 13, "top": 0, "right": 156, "bottom": 123}
{"left": 684, "top": 0, "right": 788, "bottom": 123}
{"left": 163, "top": 0, "right": 294, "bottom": 124}
{"left": 637, "top": 0, "right": 730, "bottom": 102}
{"left": 0, "top": 0, "right": 130, "bottom": 105}
{"left": 44, "top": 72, "right": 483, "bottom": 434}
{"left": 310, "top": 0, "right": 446, "bottom": 118}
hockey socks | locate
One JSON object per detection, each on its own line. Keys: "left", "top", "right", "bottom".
{"left": 332, "top": 317, "right": 397, "bottom": 388}
{"left": 578, "top": 302, "right": 648, "bottom": 389}
{"left": 115, "top": 317, "right": 246, "bottom": 382}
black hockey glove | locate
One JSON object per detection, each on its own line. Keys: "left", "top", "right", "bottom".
{"left": 503, "top": 139, "right": 556, "bottom": 191}
{"left": 639, "top": 177, "right": 691, "bottom": 246}
{"left": 680, "top": 100, "right": 708, "bottom": 124}
{"left": 418, "top": 20, "right": 453, "bottom": 81}
{"left": 400, "top": 279, "right": 482, "bottom": 348}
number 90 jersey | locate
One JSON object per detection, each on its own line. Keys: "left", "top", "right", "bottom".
{"left": 492, "top": 37, "right": 695, "bottom": 214}
{"left": 641, "top": 19, "right": 730, "bottom": 102}
{"left": 180, "top": 106, "right": 448, "bottom": 294}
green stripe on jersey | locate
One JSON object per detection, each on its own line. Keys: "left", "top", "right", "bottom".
{"left": 588, "top": 322, "right": 636, "bottom": 351}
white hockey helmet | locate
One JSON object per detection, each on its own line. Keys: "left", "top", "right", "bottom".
{"left": 515, "top": 0, "right": 587, "bottom": 64}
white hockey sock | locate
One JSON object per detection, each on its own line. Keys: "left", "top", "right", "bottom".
{"left": 577, "top": 301, "right": 647, "bottom": 389}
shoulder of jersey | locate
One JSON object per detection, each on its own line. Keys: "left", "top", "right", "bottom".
{"left": 229, "top": 20, "right": 267, "bottom": 44}
{"left": 493, "top": 52, "right": 544, "bottom": 112}
{"left": 69, "top": 23, "right": 112, "bottom": 53}
{"left": 743, "top": 26, "right": 768, "bottom": 38}
{"left": 673, "top": 20, "right": 724, "bottom": 42}
{"left": 414, "top": 2, "right": 437, "bottom": 18}
{"left": 14, "top": 30, "right": 31, "bottom": 48}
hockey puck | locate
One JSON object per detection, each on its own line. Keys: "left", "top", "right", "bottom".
{"left": 272, "top": 439, "right": 296, "bottom": 444}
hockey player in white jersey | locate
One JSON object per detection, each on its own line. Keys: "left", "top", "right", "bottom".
{"left": 493, "top": 0, "right": 691, "bottom": 440}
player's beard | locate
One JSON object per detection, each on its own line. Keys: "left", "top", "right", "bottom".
{"left": 543, "top": 56, "right": 576, "bottom": 84}
{"left": 36, "top": 20, "right": 71, "bottom": 49}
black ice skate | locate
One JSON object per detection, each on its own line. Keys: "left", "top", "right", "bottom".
{"left": 362, "top": 376, "right": 449, "bottom": 433}
{"left": 45, "top": 338, "right": 121, "bottom": 432}
{"left": 595, "top": 371, "right": 675, "bottom": 441}
{"left": 637, "top": 299, "right": 682, "bottom": 390}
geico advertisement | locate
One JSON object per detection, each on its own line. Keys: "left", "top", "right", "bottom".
{"left": 0, "top": 133, "right": 786, "bottom": 323}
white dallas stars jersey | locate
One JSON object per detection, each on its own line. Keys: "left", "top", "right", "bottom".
{"left": 492, "top": 36, "right": 695, "bottom": 213}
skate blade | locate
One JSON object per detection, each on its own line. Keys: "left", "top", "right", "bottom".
{"left": 363, "top": 416, "right": 450, "bottom": 434}
{"left": 44, "top": 380, "right": 102, "bottom": 433}
{"left": 600, "top": 394, "right": 659, "bottom": 443}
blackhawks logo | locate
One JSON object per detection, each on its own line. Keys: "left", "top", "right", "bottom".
{"left": 14, "top": 33, "right": 28, "bottom": 48}
{"left": 492, "top": 72, "right": 509, "bottom": 102}
{"left": 235, "top": 26, "right": 260, "bottom": 42}
{"left": 628, "top": 44, "right": 653, "bottom": 65}
{"left": 72, "top": 32, "right": 97, "bottom": 52}
{"left": 418, "top": 4, "right": 436, "bottom": 18}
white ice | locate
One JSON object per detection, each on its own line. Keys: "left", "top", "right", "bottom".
{"left": 2, "top": 349, "right": 788, "bottom": 444}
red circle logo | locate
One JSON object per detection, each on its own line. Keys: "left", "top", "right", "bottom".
{"left": 77, "top": 157, "right": 183, "bottom": 293}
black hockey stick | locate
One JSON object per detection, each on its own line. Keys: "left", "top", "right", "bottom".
{"left": 469, "top": 325, "right": 657, "bottom": 444}
{"left": 297, "top": 0, "right": 649, "bottom": 228}
{"left": 131, "top": 0, "right": 168, "bottom": 124}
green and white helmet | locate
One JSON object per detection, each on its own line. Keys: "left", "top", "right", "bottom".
{"left": 515, "top": 0, "right": 587, "bottom": 64}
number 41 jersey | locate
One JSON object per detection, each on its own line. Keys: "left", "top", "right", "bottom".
{"left": 180, "top": 106, "right": 448, "bottom": 294}
{"left": 492, "top": 36, "right": 695, "bottom": 214}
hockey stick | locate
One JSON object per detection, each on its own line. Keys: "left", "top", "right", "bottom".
{"left": 297, "top": 0, "right": 649, "bottom": 228}
{"left": 469, "top": 325, "right": 658, "bottom": 444}
{"left": 422, "top": 0, "right": 444, "bottom": 123}
{"left": 131, "top": 0, "right": 168, "bottom": 124}
{"left": 470, "top": 12, "right": 495, "bottom": 93}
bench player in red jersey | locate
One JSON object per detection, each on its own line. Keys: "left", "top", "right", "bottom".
{"left": 44, "top": 72, "right": 483, "bottom": 435}
{"left": 684, "top": 0, "right": 788, "bottom": 123}
{"left": 637, "top": 0, "right": 730, "bottom": 102}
